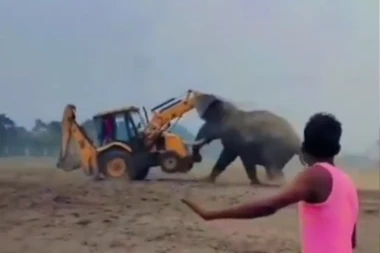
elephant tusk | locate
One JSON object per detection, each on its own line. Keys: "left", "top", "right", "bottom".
{"left": 183, "top": 139, "right": 206, "bottom": 146}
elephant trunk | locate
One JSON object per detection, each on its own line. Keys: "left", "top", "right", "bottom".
{"left": 192, "top": 122, "right": 222, "bottom": 163}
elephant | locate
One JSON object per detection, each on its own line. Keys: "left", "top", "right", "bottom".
{"left": 192, "top": 93, "right": 305, "bottom": 184}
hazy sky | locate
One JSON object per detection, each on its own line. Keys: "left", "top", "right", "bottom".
{"left": 0, "top": 0, "right": 378, "bottom": 153}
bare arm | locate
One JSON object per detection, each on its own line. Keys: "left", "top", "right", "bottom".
{"left": 182, "top": 169, "right": 314, "bottom": 220}
{"left": 352, "top": 223, "right": 357, "bottom": 249}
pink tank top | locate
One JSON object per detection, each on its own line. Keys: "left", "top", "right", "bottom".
{"left": 298, "top": 162, "right": 359, "bottom": 253}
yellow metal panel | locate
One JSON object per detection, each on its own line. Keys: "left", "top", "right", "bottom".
{"left": 164, "top": 133, "right": 189, "bottom": 157}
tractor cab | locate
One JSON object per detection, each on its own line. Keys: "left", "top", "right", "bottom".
{"left": 92, "top": 106, "right": 147, "bottom": 146}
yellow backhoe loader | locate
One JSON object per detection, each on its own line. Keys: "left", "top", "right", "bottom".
{"left": 56, "top": 90, "right": 204, "bottom": 180}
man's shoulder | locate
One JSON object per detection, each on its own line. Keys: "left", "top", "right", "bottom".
{"left": 300, "top": 164, "right": 334, "bottom": 203}
{"left": 302, "top": 163, "right": 332, "bottom": 181}
{"left": 290, "top": 165, "right": 330, "bottom": 193}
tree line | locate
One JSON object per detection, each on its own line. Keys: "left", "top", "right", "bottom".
{"left": 0, "top": 114, "right": 97, "bottom": 157}
{"left": 1, "top": 113, "right": 378, "bottom": 165}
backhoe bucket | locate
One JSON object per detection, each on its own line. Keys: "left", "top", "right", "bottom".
{"left": 56, "top": 104, "right": 81, "bottom": 171}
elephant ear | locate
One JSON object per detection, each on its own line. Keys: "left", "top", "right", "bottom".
{"left": 194, "top": 93, "right": 217, "bottom": 119}
{"left": 194, "top": 93, "right": 229, "bottom": 122}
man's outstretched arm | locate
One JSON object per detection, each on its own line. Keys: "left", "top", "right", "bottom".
{"left": 182, "top": 170, "right": 313, "bottom": 220}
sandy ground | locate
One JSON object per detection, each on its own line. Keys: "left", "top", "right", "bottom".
{"left": 0, "top": 157, "right": 378, "bottom": 253}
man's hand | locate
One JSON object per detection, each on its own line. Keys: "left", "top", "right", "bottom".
{"left": 181, "top": 199, "right": 214, "bottom": 220}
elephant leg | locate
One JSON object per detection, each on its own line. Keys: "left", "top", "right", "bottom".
{"left": 276, "top": 169, "right": 284, "bottom": 179}
{"left": 92, "top": 167, "right": 103, "bottom": 181}
{"left": 263, "top": 151, "right": 293, "bottom": 181}
{"left": 240, "top": 155, "right": 261, "bottom": 185}
{"left": 192, "top": 144, "right": 204, "bottom": 163}
{"left": 265, "top": 165, "right": 285, "bottom": 181}
{"left": 265, "top": 166, "right": 275, "bottom": 181}
{"left": 207, "top": 148, "right": 238, "bottom": 182}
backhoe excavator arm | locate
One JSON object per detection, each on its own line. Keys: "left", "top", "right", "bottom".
{"left": 145, "top": 90, "right": 200, "bottom": 140}
{"left": 56, "top": 104, "right": 98, "bottom": 175}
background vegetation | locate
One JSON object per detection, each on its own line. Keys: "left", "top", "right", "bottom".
{"left": 0, "top": 113, "right": 377, "bottom": 169}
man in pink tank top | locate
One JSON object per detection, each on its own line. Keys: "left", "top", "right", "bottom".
{"left": 182, "top": 113, "right": 359, "bottom": 253}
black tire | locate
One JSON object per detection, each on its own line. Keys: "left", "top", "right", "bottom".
{"left": 179, "top": 156, "right": 194, "bottom": 173}
{"left": 134, "top": 166, "right": 150, "bottom": 180}
{"left": 159, "top": 151, "right": 182, "bottom": 173}
{"left": 98, "top": 148, "right": 136, "bottom": 180}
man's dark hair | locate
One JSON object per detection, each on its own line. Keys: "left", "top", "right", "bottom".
{"left": 302, "top": 112, "right": 342, "bottom": 158}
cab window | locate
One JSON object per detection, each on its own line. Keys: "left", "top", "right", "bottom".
{"left": 114, "top": 115, "right": 129, "bottom": 141}
{"left": 129, "top": 112, "right": 144, "bottom": 133}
